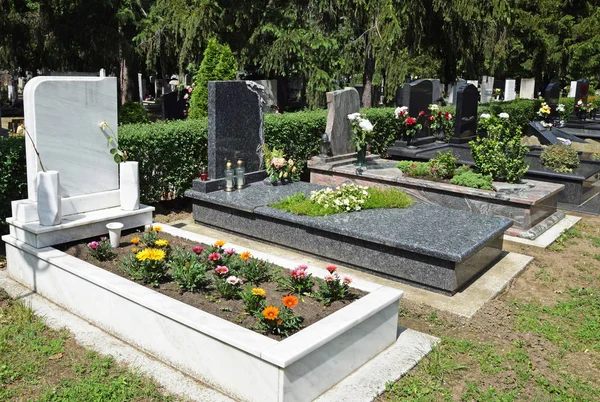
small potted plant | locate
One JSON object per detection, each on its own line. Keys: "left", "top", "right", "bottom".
{"left": 100, "top": 121, "right": 139, "bottom": 211}
{"left": 22, "top": 124, "right": 61, "bottom": 226}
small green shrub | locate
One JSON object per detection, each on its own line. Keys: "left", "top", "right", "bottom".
{"left": 120, "top": 248, "right": 169, "bottom": 287}
{"left": 540, "top": 144, "right": 580, "bottom": 173}
{"left": 429, "top": 151, "right": 457, "bottom": 180}
{"left": 118, "top": 101, "right": 149, "bottom": 125}
{"left": 87, "top": 238, "right": 116, "bottom": 261}
{"left": 396, "top": 160, "right": 431, "bottom": 177}
{"left": 169, "top": 248, "right": 212, "bottom": 292}
{"left": 450, "top": 171, "right": 494, "bottom": 190}
{"left": 0, "top": 136, "right": 27, "bottom": 249}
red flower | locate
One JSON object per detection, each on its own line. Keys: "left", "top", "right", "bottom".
{"left": 406, "top": 117, "right": 417, "bottom": 126}
{"left": 419, "top": 111, "right": 425, "bottom": 117}
{"left": 444, "top": 112, "right": 450, "bottom": 119}
{"left": 399, "top": 110, "right": 406, "bottom": 117}
{"left": 410, "top": 163, "right": 416, "bottom": 168}
{"left": 428, "top": 115, "right": 434, "bottom": 121}
{"left": 438, "top": 111, "right": 442, "bottom": 116}
{"left": 326, "top": 264, "right": 337, "bottom": 273}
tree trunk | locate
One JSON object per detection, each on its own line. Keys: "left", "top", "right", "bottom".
{"left": 118, "top": 23, "right": 136, "bottom": 104}
{"left": 362, "top": 34, "right": 375, "bottom": 108}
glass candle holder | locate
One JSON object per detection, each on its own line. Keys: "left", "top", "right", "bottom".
{"left": 224, "top": 160, "right": 235, "bottom": 191}
{"left": 235, "top": 159, "right": 245, "bottom": 189}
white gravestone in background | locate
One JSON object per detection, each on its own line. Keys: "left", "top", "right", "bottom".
{"left": 504, "top": 79, "right": 516, "bottom": 101}
{"left": 481, "top": 76, "right": 494, "bottom": 103}
{"left": 520, "top": 78, "right": 535, "bottom": 99}
{"left": 24, "top": 77, "right": 119, "bottom": 204}
{"left": 569, "top": 81, "right": 577, "bottom": 97}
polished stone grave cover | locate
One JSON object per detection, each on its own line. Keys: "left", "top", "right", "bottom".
{"left": 186, "top": 181, "right": 512, "bottom": 295}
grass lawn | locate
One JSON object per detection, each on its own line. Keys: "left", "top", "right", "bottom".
{"left": 0, "top": 286, "right": 177, "bottom": 401}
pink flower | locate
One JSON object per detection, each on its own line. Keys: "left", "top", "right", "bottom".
{"left": 208, "top": 252, "right": 221, "bottom": 262}
{"left": 291, "top": 268, "right": 306, "bottom": 279}
{"left": 192, "top": 246, "right": 203, "bottom": 254}
{"left": 419, "top": 111, "right": 425, "bottom": 117}
{"left": 325, "top": 275, "right": 335, "bottom": 282}
{"left": 297, "top": 264, "right": 308, "bottom": 270}
{"left": 88, "top": 241, "right": 99, "bottom": 249}
{"left": 100, "top": 237, "right": 107, "bottom": 241}
{"left": 187, "top": 86, "right": 193, "bottom": 93}
{"left": 326, "top": 264, "right": 337, "bottom": 274}
{"left": 183, "top": 94, "right": 189, "bottom": 100}
{"left": 226, "top": 276, "right": 241, "bottom": 285}
{"left": 343, "top": 276, "right": 352, "bottom": 285}
{"left": 224, "top": 248, "right": 235, "bottom": 256}
{"left": 215, "top": 266, "right": 229, "bottom": 275}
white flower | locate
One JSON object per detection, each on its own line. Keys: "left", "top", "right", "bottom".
{"left": 577, "top": 100, "right": 583, "bottom": 105}
{"left": 347, "top": 112, "right": 361, "bottom": 121}
{"left": 557, "top": 104, "right": 565, "bottom": 112}
{"left": 499, "top": 112, "right": 510, "bottom": 119}
{"left": 428, "top": 104, "right": 439, "bottom": 111}
{"left": 98, "top": 121, "right": 108, "bottom": 129}
{"left": 358, "top": 119, "right": 374, "bottom": 132}
{"left": 394, "top": 106, "right": 409, "bottom": 118}
{"left": 480, "top": 113, "right": 491, "bottom": 119}
{"left": 226, "top": 276, "right": 241, "bottom": 285}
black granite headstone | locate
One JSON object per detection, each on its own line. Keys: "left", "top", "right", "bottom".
{"left": 572, "top": 79, "right": 590, "bottom": 119}
{"left": 208, "top": 81, "right": 264, "bottom": 179}
{"left": 396, "top": 79, "right": 434, "bottom": 116}
{"left": 451, "top": 83, "right": 478, "bottom": 144}
{"left": 544, "top": 83, "right": 561, "bottom": 119}
{"left": 161, "top": 90, "right": 187, "bottom": 120}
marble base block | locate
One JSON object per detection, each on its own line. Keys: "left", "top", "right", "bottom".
{"left": 3, "top": 226, "right": 402, "bottom": 402}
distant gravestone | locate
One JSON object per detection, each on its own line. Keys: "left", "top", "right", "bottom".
{"left": 431, "top": 79, "right": 442, "bottom": 104}
{"left": 481, "top": 76, "right": 494, "bottom": 103}
{"left": 396, "top": 79, "right": 434, "bottom": 116}
{"left": 520, "top": 78, "right": 535, "bottom": 99}
{"left": 504, "top": 80, "right": 516, "bottom": 101}
{"left": 23, "top": 76, "right": 119, "bottom": 201}
{"left": 325, "top": 87, "right": 360, "bottom": 155}
{"left": 568, "top": 81, "right": 577, "bottom": 97}
{"left": 574, "top": 79, "right": 590, "bottom": 103}
{"left": 466, "top": 80, "right": 479, "bottom": 89}
{"left": 208, "top": 81, "right": 265, "bottom": 180}
{"left": 252, "top": 80, "right": 278, "bottom": 111}
{"left": 451, "top": 83, "right": 478, "bottom": 144}
{"left": 161, "top": 91, "right": 187, "bottom": 120}
{"left": 448, "top": 79, "right": 466, "bottom": 104}
{"left": 544, "top": 83, "right": 561, "bottom": 119}
{"left": 137, "top": 73, "right": 145, "bottom": 102}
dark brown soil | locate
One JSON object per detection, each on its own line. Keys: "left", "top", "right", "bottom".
{"left": 57, "top": 230, "right": 364, "bottom": 340}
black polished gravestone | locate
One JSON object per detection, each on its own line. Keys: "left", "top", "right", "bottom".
{"left": 544, "top": 83, "right": 561, "bottom": 119}
{"left": 450, "top": 83, "right": 478, "bottom": 144}
{"left": 395, "top": 79, "right": 436, "bottom": 145}
{"left": 574, "top": 79, "right": 590, "bottom": 104}
{"left": 161, "top": 90, "right": 187, "bottom": 120}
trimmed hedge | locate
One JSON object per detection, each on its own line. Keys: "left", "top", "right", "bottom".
{"left": 118, "top": 119, "right": 208, "bottom": 204}
{"left": 0, "top": 136, "right": 27, "bottom": 246}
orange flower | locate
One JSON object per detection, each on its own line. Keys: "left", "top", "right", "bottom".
{"left": 240, "top": 251, "right": 252, "bottom": 261}
{"left": 214, "top": 239, "right": 226, "bottom": 247}
{"left": 282, "top": 295, "right": 298, "bottom": 308}
{"left": 131, "top": 247, "right": 138, "bottom": 253}
{"left": 262, "top": 306, "right": 279, "bottom": 320}
{"left": 131, "top": 237, "right": 140, "bottom": 245}
{"left": 153, "top": 225, "right": 162, "bottom": 232}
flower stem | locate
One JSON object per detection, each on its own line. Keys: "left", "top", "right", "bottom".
{"left": 22, "top": 125, "right": 46, "bottom": 172}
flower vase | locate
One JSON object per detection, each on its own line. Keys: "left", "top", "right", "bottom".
{"left": 355, "top": 147, "right": 367, "bottom": 167}
{"left": 106, "top": 222, "right": 124, "bottom": 248}
{"left": 120, "top": 161, "right": 140, "bottom": 211}
{"left": 37, "top": 170, "right": 62, "bottom": 226}
{"left": 434, "top": 128, "right": 445, "bottom": 142}
{"left": 405, "top": 135, "right": 414, "bottom": 148}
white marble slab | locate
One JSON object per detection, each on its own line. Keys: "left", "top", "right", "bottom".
{"left": 569, "top": 81, "right": 577, "bottom": 97}
{"left": 504, "top": 215, "right": 581, "bottom": 248}
{"left": 24, "top": 76, "right": 119, "bottom": 202}
{"left": 505, "top": 79, "right": 516, "bottom": 101}
{"left": 520, "top": 78, "right": 536, "bottom": 99}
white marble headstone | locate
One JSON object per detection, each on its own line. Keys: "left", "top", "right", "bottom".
{"left": 24, "top": 76, "right": 119, "bottom": 201}
{"left": 569, "top": 81, "right": 577, "bottom": 97}
{"left": 504, "top": 79, "right": 516, "bottom": 101}
{"left": 520, "top": 78, "right": 535, "bottom": 99}
{"left": 480, "top": 76, "right": 494, "bottom": 103}
{"left": 467, "top": 80, "right": 479, "bottom": 89}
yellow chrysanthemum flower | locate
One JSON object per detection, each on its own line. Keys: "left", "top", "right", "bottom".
{"left": 136, "top": 248, "right": 166, "bottom": 261}
{"left": 252, "top": 288, "right": 266, "bottom": 297}
{"left": 153, "top": 225, "right": 162, "bottom": 232}
{"left": 240, "top": 251, "right": 252, "bottom": 261}
{"left": 155, "top": 239, "right": 169, "bottom": 247}
{"left": 214, "top": 239, "right": 226, "bottom": 247}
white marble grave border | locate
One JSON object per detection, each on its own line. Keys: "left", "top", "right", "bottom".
{"left": 3, "top": 223, "right": 403, "bottom": 402}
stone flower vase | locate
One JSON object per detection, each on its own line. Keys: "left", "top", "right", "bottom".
{"left": 120, "top": 161, "right": 140, "bottom": 211}
{"left": 37, "top": 170, "right": 62, "bottom": 226}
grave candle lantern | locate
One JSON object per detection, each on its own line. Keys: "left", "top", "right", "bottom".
{"left": 224, "top": 160, "right": 235, "bottom": 192}
{"left": 200, "top": 166, "right": 208, "bottom": 181}
{"left": 235, "top": 159, "right": 245, "bottom": 189}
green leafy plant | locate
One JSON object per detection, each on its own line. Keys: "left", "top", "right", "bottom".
{"left": 238, "top": 255, "right": 275, "bottom": 286}
{"left": 540, "top": 143, "right": 580, "bottom": 173}
{"left": 240, "top": 285, "right": 267, "bottom": 314}
{"left": 310, "top": 183, "right": 370, "bottom": 213}
{"left": 470, "top": 114, "right": 529, "bottom": 183}
{"left": 118, "top": 101, "right": 149, "bottom": 125}
{"left": 428, "top": 151, "right": 457, "bottom": 180}
{"left": 396, "top": 160, "right": 431, "bottom": 177}
{"left": 213, "top": 273, "right": 243, "bottom": 300}
{"left": 99, "top": 121, "right": 128, "bottom": 163}
{"left": 314, "top": 264, "right": 356, "bottom": 306}
{"left": 450, "top": 170, "right": 494, "bottom": 190}
{"left": 87, "top": 237, "right": 116, "bottom": 261}
{"left": 169, "top": 248, "right": 212, "bottom": 291}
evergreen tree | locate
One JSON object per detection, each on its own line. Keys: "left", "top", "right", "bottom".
{"left": 188, "top": 38, "right": 222, "bottom": 119}
{"left": 214, "top": 44, "right": 237, "bottom": 81}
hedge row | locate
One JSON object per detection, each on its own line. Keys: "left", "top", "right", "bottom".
{"left": 0, "top": 97, "right": 561, "bottom": 246}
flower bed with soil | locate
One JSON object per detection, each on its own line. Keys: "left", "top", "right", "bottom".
{"left": 3, "top": 223, "right": 402, "bottom": 402}
{"left": 57, "top": 225, "right": 365, "bottom": 339}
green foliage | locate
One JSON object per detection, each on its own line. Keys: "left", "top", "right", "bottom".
{"left": 240, "top": 285, "right": 267, "bottom": 315}
{"left": 450, "top": 170, "right": 494, "bottom": 190}
{"left": 188, "top": 39, "right": 222, "bottom": 119}
{"left": 213, "top": 44, "right": 237, "bottom": 82}
{"left": 263, "top": 145, "right": 302, "bottom": 184}
{"left": 314, "top": 267, "right": 356, "bottom": 306}
{"left": 470, "top": 117, "right": 529, "bottom": 183}
{"left": 169, "top": 248, "right": 212, "bottom": 292}
{"left": 478, "top": 99, "right": 541, "bottom": 133}
{"left": 118, "top": 101, "right": 149, "bottom": 125}
{"left": 396, "top": 160, "right": 431, "bottom": 177}
{"left": 540, "top": 144, "right": 580, "bottom": 173}
{"left": 118, "top": 119, "right": 207, "bottom": 204}
{"left": 120, "top": 249, "right": 169, "bottom": 287}
{"left": 270, "top": 186, "right": 413, "bottom": 216}
{"left": 257, "top": 303, "right": 303, "bottom": 337}
{"left": 0, "top": 136, "right": 27, "bottom": 247}
{"left": 278, "top": 265, "right": 315, "bottom": 296}
{"left": 428, "top": 151, "right": 456, "bottom": 180}
{"left": 87, "top": 238, "right": 116, "bottom": 262}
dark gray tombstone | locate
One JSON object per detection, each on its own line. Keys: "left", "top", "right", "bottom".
{"left": 396, "top": 79, "right": 434, "bottom": 116}
{"left": 325, "top": 87, "right": 360, "bottom": 155}
{"left": 0, "top": 108, "right": 7, "bottom": 138}
{"left": 544, "top": 83, "right": 561, "bottom": 119}
{"left": 208, "top": 81, "right": 265, "bottom": 179}
{"left": 161, "top": 91, "right": 187, "bottom": 120}
{"left": 572, "top": 79, "right": 590, "bottom": 119}
{"left": 450, "top": 83, "right": 478, "bottom": 144}
{"left": 431, "top": 79, "right": 442, "bottom": 103}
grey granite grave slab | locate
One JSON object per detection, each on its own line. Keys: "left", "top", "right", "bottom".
{"left": 186, "top": 181, "right": 512, "bottom": 294}
{"left": 208, "top": 81, "right": 264, "bottom": 180}
{"left": 527, "top": 122, "right": 586, "bottom": 145}
{"left": 326, "top": 87, "right": 360, "bottom": 156}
